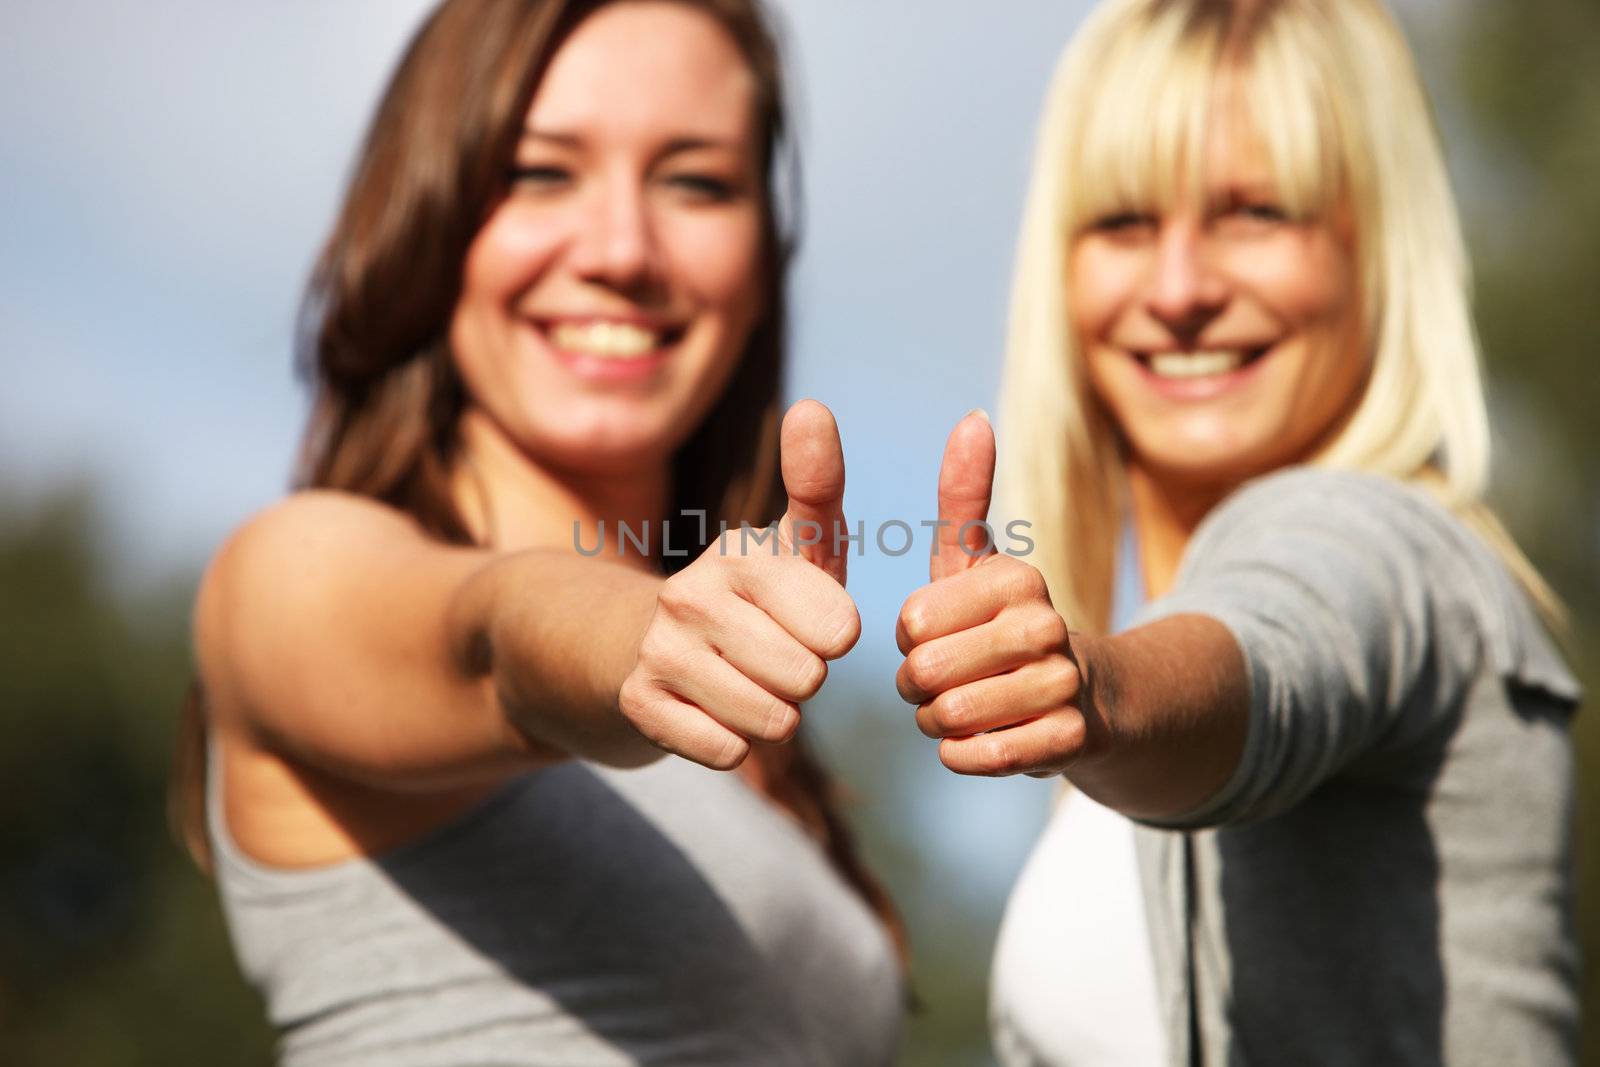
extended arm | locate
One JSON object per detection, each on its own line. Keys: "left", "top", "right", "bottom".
{"left": 196, "top": 400, "right": 860, "bottom": 792}
{"left": 898, "top": 415, "right": 1474, "bottom": 825}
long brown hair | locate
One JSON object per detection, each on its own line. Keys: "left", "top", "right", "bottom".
{"left": 173, "top": 0, "right": 903, "bottom": 956}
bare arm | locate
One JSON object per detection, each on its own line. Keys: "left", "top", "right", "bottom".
{"left": 1063, "top": 616, "right": 1248, "bottom": 820}
{"left": 898, "top": 419, "right": 1495, "bottom": 829}
{"left": 896, "top": 550, "right": 1248, "bottom": 820}
{"left": 446, "top": 546, "right": 666, "bottom": 769}
{"left": 196, "top": 401, "right": 860, "bottom": 793}
{"left": 195, "top": 492, "right": 664, "bottom": 792}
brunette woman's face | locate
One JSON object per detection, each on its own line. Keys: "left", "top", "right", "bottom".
{"left": 1070, "top": 91, "right": 1368, "bottom": 494}
{"left": 450, "top": 1, "right": 764, "bottom": 474}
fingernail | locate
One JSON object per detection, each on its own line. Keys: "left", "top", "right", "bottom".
{"left": 966, "top": 408, "right": 990, "bottom": 422}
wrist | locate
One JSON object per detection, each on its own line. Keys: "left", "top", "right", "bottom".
{"left": 1065, "top": 629, "right": 1121, "bottom": 771}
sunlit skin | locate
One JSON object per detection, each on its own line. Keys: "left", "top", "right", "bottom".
{"left": 893, "top": 85, "right": 1373, "bottom": 807}
{"left": 448, "top": 1, "right": 765, "bottom": 552}
{"left": 1077, "top": 85, "right": 1367, "bottom": 591}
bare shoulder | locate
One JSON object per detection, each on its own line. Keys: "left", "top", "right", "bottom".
{"left": 192, "top": 491, "right": 457, "bottom": 725}
{"left": 210, "top": 490, "right": 428, "bottom": 577}
{"left": 197, "top": 491, "right": 424, "bottom": 630}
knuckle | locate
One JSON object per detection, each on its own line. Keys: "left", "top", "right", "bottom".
{"left": 992, "top": 556, "right": 1040, "bottom": 599}
{"left": 656, "top": 576, "right": 709, "bottom": 623}
{"left": 904, "top": 645, "right": 946, "bottom": 695}
{"left": 1066, "top": 711, "right": 1090, "bottom": 753}
{"left": 985, "top": 553, "right": 1021, "bottom": 582}
{"left": 1048, "top": 655, "right": 1082, "bottom": 704}
{"left": 634, "top": 627, "right": 680, "bottom": 675}
{"left": 655, "top": 576, "right": 691, "bottom": 614}
{"left": 708, "top": 733, "right": 750, "bottom": 771}
{"left": 635, "top": 626, "right": 664, "bottom": 662}
{"left": 616, "top": 674, "right": 647, "bottom": 721}
{"left": 1030, "top": 655, "right": 1081, "bottom": 703}
{"left": 762, "top": 700, "right": 801, "bottom": 743}
{"left": 819, "top": 601, "right": 861, "bottom": 659}
{"left": 1014, "top": 561, "right": 1050, "bottom": 600}
{"left": 982, "top": 734, "right": 1021, "bottom": 775}
{"left": 896, "top": 663, "right": 922, "bottom": 705}
{"left": 619, "top": 686, "right": 671, "bottom": 749}
{"left": 934, "top": 690, "right": 973, "bottom": 735}
{"left": 792, "top": 654, "right": 828, "bottom": 700}
{"left": 898, "top": 594, "right": 933, "bottom": 645}
{"left": 1061, "top": 710, "right": 1099, "bottom": 762}
{"left": 1021, "top": 608, "right": 1069, "bottom": 656}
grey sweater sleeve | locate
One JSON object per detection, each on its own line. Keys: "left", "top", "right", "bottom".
{"left": 1128, "top": 467, "right": 1578, "bottom": 829}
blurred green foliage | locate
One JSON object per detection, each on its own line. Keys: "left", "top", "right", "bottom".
{"left": 0, "top": 490, "right": 273, "bottom": 1065}
{"left": 1442, "top": 2, "right": 1600, "bottom": 1060}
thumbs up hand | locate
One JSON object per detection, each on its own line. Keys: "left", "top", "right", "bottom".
{"left": 619, "top": 400, "right": 860, "bottom": 770}
{"left": 895, "top": 412, "right": 1093, "bottom": 778}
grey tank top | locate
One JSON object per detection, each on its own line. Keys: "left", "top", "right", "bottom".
{"left": 208, "top": 747, "right": 903, "bottom": 1066}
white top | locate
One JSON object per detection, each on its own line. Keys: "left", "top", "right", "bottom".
{"left": 991, "top": 789, "right": 1167, "bottom": 1066}
{"left": 989, "top": 523, "right": 1166, "bottom": 1066}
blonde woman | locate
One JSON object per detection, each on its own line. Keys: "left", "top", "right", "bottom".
{"left": 893, "top": 0, "right": 1581, "bottom": 1063}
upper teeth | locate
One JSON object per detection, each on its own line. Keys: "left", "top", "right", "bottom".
{"left": 549, "top": 321, "right": 662, "bottom": 359}
{"left": 1147, "top": 350, "right": 1246, "bottom": 379}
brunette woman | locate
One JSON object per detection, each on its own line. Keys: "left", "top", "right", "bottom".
{"left": 175, "top": 2, "right": 902, "bottom": 1063}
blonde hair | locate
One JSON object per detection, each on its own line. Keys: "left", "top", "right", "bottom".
{"left": 998, "top": 0, "right": 1561, "bottom": 632}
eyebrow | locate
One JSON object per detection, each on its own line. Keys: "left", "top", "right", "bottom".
{"left": 521, "top": 128, "right": 743, "bottom": 154}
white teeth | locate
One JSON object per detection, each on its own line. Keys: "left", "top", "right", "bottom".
{"left": 1147, "top": 350, "right": 1246, "bottom": 379}
{"left": 548, "top": 321, "right": 662, "bottom": 359}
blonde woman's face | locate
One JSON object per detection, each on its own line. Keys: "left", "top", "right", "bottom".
{"left": 449, "top": 1, "right": 764, "bottom": 475}
{"left": 1070, "top": 94, "right": 1368, "bottom": 494}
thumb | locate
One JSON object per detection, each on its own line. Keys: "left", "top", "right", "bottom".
{"left": 778, "top": 398, "right": 849, "bottom": 586}
{"left": 930, "top": 409, "right": 997, "bottom": 581}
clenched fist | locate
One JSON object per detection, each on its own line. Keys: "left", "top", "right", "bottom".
{"left": 895, "top": 412, "right": 1095, "bottom": 777}
{"left": 619, "top": 399, "right": 860, "bottom": 769}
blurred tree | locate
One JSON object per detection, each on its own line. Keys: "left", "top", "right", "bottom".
{"left": 0, "top": 487, "right": 273, "bottom": 1065}
{"left": 1429, "top": 0, "right": 1600, "bottom": 1059}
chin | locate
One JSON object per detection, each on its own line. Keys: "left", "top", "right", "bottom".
{"left": 528, "top": 411, "right": 689, "bottom": 474}
{"left": 1128, "top": 423, "right": 1285, "bottom": 489}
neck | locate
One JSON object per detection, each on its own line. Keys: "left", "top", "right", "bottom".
{"left": 1126, "top": 463, "right": 1233, "bottom": 599}
{"left": 450, "top": 407, "right": 669, "bottom": 569}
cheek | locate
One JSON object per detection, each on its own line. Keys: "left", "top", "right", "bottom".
{"left": 1274, "top": 239, "right": 1365, "bottom": 411}
{"left": 1067, "top": 240, "right": 1138, "bottom": 342}
{"left": 450, "top": 204, "right": 566, "bottom": 388}
{"left": 460, "top": 202, "right": 565, "bottom": 312}
{"left": 662, "top": 210, "right": 764, "bottom": 319}
{"left": 1236, "top": 231, "right": 1356, "bottom": 332}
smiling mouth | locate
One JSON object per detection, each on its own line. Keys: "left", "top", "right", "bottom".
{"left": 541, "top": 320, "right": 686, "bottom": 361}
{"left": 1133, "top": 345, "right": 1271, "bottom": 379}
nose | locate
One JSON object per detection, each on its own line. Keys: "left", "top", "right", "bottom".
{"left": 1143, "top": 217, "right": 1228, "bottom": 343}
{"left": 568, "top": 172, "right": 657, "bottom": 293}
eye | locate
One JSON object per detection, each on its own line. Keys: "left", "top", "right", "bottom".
{"left": 664, "top": 173, "right": 737, "bottom": 203}
{"left": 1091, "top": 211, "right": 1157, "bottom": 234}
{"left": 508, "top": 164, "right": 572, "bottom": 191}
{"left": 1216, "top": 199, "right": 1290, "bottom": 231}
{"left": 1234, "top": 201, "right": 1287, "bottom": 222}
